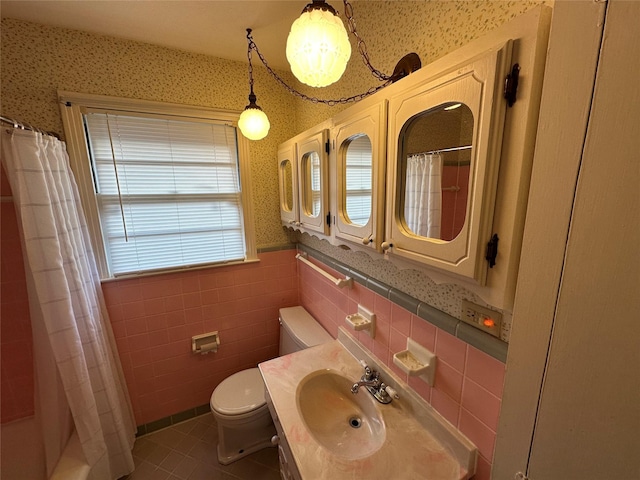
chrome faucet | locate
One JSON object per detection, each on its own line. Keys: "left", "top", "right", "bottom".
{"left": 350, "top": 373, "right": 381, "bottom": 393}
{"left": 351, "top": 361, "right": 399, "bottom": 404}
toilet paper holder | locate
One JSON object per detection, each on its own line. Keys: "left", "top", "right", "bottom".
{"left": 192, "top": 331, "right": 220, "bottom": 355}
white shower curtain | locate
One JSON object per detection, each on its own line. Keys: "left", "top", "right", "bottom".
{"left": 404, "top": 153, "right": 443, "bottom": 238}
{"left": 1, "top": 128, "right": 135, "bottom": 479}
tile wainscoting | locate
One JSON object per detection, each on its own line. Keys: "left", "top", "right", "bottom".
{"left": 102, "top": 248, "right": 299, "bottom": 425}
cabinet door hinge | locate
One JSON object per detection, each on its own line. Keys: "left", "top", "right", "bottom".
{"left": 326, "top": 211, "right": 331, "bottom": 226}
{"left": 504, "top": 63, "right": 520, "bottom": 107}
{"left": 325, "top": 140, "right": 330, "bottom": 154}
{"left": 486, "top": 233, "right": 499, "bottom": 268}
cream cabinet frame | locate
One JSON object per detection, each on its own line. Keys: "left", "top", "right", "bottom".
{"left": 384, "top": 41, "right": 513, "bottom": 285}
{"left": 332, "top": 98, "right": 387, "bottom": 251}
{"left": 278, "top": 123, "right": 331, "bottom": 236}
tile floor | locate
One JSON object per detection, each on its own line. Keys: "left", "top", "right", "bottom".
{"left": 123, "top": 413, "right": 281, "bottom": 480}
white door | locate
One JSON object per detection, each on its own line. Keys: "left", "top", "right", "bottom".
{"left": 494, "top": 1, "right": 640, "bottom": 478}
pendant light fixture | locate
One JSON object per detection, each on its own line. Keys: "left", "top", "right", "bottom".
{"left": 238, "top": 29, "right": 270, "bottom": 141}
{"left": 239, "top": 1, "right": 421, "bottom": 140}
{"left": 286, "top": 0, "right": 352, "bottom": 87}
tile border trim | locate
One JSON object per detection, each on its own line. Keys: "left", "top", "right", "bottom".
{"left": 136, "top": 403, "right": 210, "bottom": 436}
{"left": 257, "top": 243, "right": 296, "bottom": 254}
{"left": 298, "top": 244, "right": 508, "bottom": 363}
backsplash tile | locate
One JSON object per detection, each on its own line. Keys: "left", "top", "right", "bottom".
{"left": 390, "top": 303, "right": 412, "bottom": 336}
{"left": 461, "top": 379, "right": 502, "bottom": 431}
{"left": 459, "top": 409, "right": 497, "bottom": 462}
{"left": 411, "top": 314, "right": 437, "bottom": 352}
{"left": 435, "top": 330, "right": 468, "bottom": 373}
{"left": 465, "top": 345, "right": 506, "bottom": 398}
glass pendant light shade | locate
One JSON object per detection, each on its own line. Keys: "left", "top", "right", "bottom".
{"left": 238, "top": 105, "right": 270, "bottom": 141}
{"left": 286, "top": 3, "right": 351, "bottom": 88}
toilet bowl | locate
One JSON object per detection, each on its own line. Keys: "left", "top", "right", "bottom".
{"left": 210, "top": 306, "right": 332, "bottom": 465}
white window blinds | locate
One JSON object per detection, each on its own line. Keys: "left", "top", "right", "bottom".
{"left": 83, "top": 110, "right": 246, "bottom": 276}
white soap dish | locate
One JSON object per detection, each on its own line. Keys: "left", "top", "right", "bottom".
{"left": 345, "top": 304, "right": 376, "bottom": 338}
{"left": 393, "top": 338, "right": 436, "bottom": 385}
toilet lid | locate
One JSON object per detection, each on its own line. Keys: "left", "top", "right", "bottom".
{"left": 211, "top": 368, "right": 266, "bottom": 416}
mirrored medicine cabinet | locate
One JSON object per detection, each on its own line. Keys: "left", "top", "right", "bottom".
{"left": 332, "top": 99, "right": 387, "bottom": 251}
{"left": 385, "top": 41, "right": 513, "bottom": 284}
{"left": 280, "top": 42, "right": 512, "bottom": 284}
{"left": 278, "top": 124, "right": 330, "bottom": 235}
{"left": 278, "top": 6, "right": 550, "bottom": 309}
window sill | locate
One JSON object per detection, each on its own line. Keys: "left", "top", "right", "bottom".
{"left": 99, "top": 257, "right": 260, "bottom": 283}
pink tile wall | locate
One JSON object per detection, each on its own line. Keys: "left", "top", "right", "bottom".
{"left": 102, "top": 249, "right": 299, "bottom": 425}
{"left": 298, "top": 255, "right": 505, "bottom": 480}
{"left": 1, "top": 167, "right": 34, "bottom": 424}
{"left": 441, "top": 165, "right": 470, "bottom": 241}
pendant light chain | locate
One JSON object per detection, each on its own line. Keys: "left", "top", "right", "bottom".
{"left": 343, "top": 0, "right": 391, "bottom": 82}
{"left": 247, "top": 34, "right": 255, "bottom": 95}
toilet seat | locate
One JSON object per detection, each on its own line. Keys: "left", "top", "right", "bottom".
{"left": 210, "top": 368, "right": 266, "bottom": 417}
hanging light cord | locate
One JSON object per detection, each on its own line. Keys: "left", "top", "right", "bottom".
{"left": 246, "top": 32, "right": 256, "bottom": 97}
{"left": 246, "top": 0, "right": 394, "bottom": 106}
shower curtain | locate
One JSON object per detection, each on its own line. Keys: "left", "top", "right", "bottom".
{"left": 1, "top": 128, "right": 135, "bottom": 479}
{"left": 404, "top": 153, "right": 443, "bottom": 238}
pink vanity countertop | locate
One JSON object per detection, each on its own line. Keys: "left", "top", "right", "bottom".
{"left": 259, "top": 335, "right": 476, "bottom": 480}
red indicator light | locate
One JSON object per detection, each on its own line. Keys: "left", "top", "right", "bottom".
{"left": 483, "top": 318, "right": 495, "bottom": 328}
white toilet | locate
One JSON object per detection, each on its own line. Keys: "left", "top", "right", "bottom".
{"left": 210, "top": 306, "right": 332, "bottom": 465}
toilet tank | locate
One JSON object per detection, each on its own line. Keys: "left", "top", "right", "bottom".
{"left": 279, "top": 306, "right": 333, "bottom": 356}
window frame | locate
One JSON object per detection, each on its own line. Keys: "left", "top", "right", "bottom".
{"left": 59, "top": 91, "right": 257, "bottom": 280}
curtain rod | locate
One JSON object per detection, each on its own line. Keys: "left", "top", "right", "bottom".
{"left": 1, "top": 115, "right": 61, "bottom": 139}
{"left": 410, "top": 145, "right": 472, "bottom": 156}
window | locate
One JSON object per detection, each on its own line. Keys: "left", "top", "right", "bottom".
{"left": 60, "top": 92, "right": 256, "bottom": 278}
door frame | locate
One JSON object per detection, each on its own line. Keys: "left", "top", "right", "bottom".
{"left": 492, "top": 1, "right": 607, "bottom": 478}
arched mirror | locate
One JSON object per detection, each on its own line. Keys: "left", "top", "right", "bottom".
{"left": 280, "top": 158, "right": 294, "bottom": 213}
{"left": 278, "top": 142, "right": 298, "bottom": 227}
{"left": 343, "top": 134, "right": 373, "bottom": 227}
{"left": 301, "top": 150, "right": 321, "bottom": 218}
{"left": 333, "top": 100, "right": 386, "bottom": 250}
{"left": 400, "top": 102, "right": 473, "bottom": 242}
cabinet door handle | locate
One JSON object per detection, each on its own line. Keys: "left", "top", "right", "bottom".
{"left": 381, "top": 241, "right": 392, "bottom": 251}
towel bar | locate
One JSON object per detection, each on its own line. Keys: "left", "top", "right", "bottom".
{"left": 296, "top": 253, "right": 353, "bottom": 289}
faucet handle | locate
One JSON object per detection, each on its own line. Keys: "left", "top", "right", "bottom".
{"left": 381, "top": 383, "right": 400, "bottom": 400}
{"left": 359, "top": 360, "right": 372, "bottom": 377}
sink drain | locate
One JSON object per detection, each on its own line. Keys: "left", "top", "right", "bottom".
{"left": 348, "top": 416, "right": 362, "bottom": 429}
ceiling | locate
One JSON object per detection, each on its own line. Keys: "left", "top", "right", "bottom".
{"left": 0, "top": 1, "right": 309, "bottom": 70}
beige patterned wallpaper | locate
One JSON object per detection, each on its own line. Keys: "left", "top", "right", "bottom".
{"left": 0, "top": 17, "right": 296, "bottom": 249}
